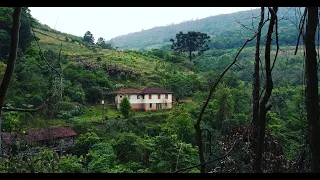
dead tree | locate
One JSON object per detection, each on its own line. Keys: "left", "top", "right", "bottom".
{"left": 304, "top": 7, "right": 320, "bottom": 172}
{"left": 254, "top": 7, "right": 278, "bottom": 173}
{"left": 0, "top": 7, "right": 22, "bottom": 156}
{"left": 251, "top": 8, "right": 265, "bottom": 165}
{"left": 194, "top": 17, "right": 269, "bottom": 172}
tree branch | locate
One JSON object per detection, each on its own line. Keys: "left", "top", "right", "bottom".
{"left": 2, "top": 92, "right": 56, "bottom": 112}
{"left": 295, "top": 8, "right": 308, "bottom": 55}
{"left": 26, "top": 15, "right": 62, "bottom": 79}
{"left": 271, "top": 8, "right": 279, "bottom": 71}
{"left": 236, "top": 20, "right": 256, "bottom": 33}
{"left": 194, "top": 18, "right": 268, "bottom": 173}
{"left": 278, "top": 7, "right": 293, "bottom": 21}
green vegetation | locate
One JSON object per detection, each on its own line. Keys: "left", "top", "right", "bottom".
{"left": 110, "top": 7, "right": 304, "bottom": 50}
{"left": 0, "top": 7, "right": 316, "bottom": 173}
{"left": 170, "top": 31, "right": 210, "bottom": 61}
{"left": 119, "top": 97, "right": 131, "bottom": 118}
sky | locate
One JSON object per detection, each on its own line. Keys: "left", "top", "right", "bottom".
{"left": 29, "top": 7, "right": 258, "bottom": 42}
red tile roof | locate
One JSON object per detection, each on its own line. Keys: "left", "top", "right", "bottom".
{"left": 114, "top": 88, "right": 172, "bottom": 94}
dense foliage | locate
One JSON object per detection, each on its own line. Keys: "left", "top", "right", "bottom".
{"left": 0, "top": 7, "right": 314, "bottom": 173}
{"left": 111, "top": 7, "right": 305, "bottom": 50}
{"left": 170, "top": 31, "right": 210, "bottom": 61}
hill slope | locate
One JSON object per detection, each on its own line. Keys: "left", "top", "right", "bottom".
{"left": 110, "top": 7, "right": 301, "bottom": 50}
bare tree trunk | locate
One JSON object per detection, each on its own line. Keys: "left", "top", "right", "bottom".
{"left": 252, "top": 8, "right": 264, "bottom": 170}
{"left": 194, "top": 30, "right": 265, "bottom": 172}
{"left": 0, "top": 7, "right": 22, "bottom": 156}
{"left": 254, "top": 7, "right": 278, "bottom": 173}
{"left": 304, "top": 7, "right": 320, "bottom": 172}
{"left": 252, "top": 7, "right": 264, "bottom": 126}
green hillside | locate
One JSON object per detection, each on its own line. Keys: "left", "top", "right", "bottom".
{"left": 0, "top": 7, "right": 315, "bottom": 173}
{"left": 110, "top": 7, "right": 301, "bottom": 50}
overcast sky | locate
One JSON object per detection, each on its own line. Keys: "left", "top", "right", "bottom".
{"left": 29, "top": 7, "right": 258, "bottom": 41}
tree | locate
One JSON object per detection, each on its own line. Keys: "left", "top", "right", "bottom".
{"left": 254, "top": 7, "right": 278, "bottom": 173}
{"left": 120, "top": 96, "right": 131, "bottom": 119}
{"left": 96, "top": 37, "right": 114, "bottom": 49}
{"left": 165, "top": 73, "right": 199, "bottom": 102}
{"left": 0, "top": 7, "right": 32, "bottom": 61}
{"left": 170, "top": 31, "right": 210, "bottom": 61}
{"left": 251, "top": 7, "right": 264, "bottom": 170}
{"left": 73, "top": 132, "right": 100, "bottom": 156}
{"left": 83, "top": 31, "right": 94, "bottom": 44}
{"left": 96, "top": 37, "right": 105, "bottom": 45}
{"left": 304, "top": 7, "right": 320, "bottom": 172}
{"left": 0, "top": 7, "right": 21, "bottom": 156}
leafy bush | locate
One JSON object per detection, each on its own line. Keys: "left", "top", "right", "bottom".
{"left": 73, "top": 132, "right": 101, "bottom": 156}
{"left": 87, "top": 142, "right": 117, "bottom": 173}
{"left": 31, "top": 149, "right": 60, "bottom": 173}
{"left": 54, "top": 101, "right": 84, "bottom": 120}
{"left": 1, "top": 112, "right": 21, "bottom": 132}
{"left": 58, "top": 154, "right": 85, "bottom": 173}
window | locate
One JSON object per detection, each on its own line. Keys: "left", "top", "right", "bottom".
{"left": 137, "top": 95, "right": 140, "bottom": 99}
{"left": 165, "top": 103, "right": 168, "bottom": 106}
{"left": 128, "top": 95, "right": 131, "bottom": 99}
{"left": 150, "top": 103, "right": 152, "bottom": 108}
{"left": 165, "top": 94, "right": 168, "bottom": 99}
{"left": 158, "top": 94, "right": 161, "bottom": 99}
{"left": 120, "top": 95, "right": 122, "bottom": 98}
{"left": 142, "top": 95, "right": 144, "bottom": 99}
{"left": 149, "top": 94, "right": 152, "bottom": 99}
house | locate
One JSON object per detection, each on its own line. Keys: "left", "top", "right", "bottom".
{"left": 113, "top": 88, "right": 173, "bottom": 111}
{"left": 1, "top": 127, "right": 77, "bottom": 156}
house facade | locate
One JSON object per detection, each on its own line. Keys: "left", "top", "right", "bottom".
{"left": 114, "top": 88, "right": 173, "bottom": 111}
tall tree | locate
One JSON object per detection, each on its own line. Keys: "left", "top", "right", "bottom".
{"left": 96, "top": 37, "right": 105, "bottom": 45}
{"left": 254, "top": 7, "right": 278, "bottom": 173}
{"left": 252, "top": 7, "right": 264, "bottom": 129}
{"left": 96, "top": 37, "right": 113, "bottom": 49}
{"left": 120, "top": 96, "right": 131, "bottom": 119}
{"left": 251, "top": 7, "right": 264, "bottom": 171}
{"left": 304, "top": 7, "right": 320, "bottom": 172}
{"left": 0, "top": 7, "right": 21, "bottom": 156}
{"left": 170, "top": 31, "right": 210, "bottom": 61}
{"left": 83, "top": 31, "right": 94, "bottom": 44}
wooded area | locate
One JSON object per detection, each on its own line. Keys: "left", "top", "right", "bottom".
{"left": 0, "top": 7, "right": 319, "bottom": 173}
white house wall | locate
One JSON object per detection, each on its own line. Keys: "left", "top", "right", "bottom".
{"left": 115, "top": 94, "right": 172, "bottom": 110}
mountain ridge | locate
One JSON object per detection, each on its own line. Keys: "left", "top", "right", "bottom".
{"left": 109, "top": 7, "right": 300, "bottom": 50}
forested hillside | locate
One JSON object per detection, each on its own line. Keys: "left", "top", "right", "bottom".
{"left": 0, "top": 7, "right": 318, "bottom": 173}
{"left": 110, "top": 7, "right": 303, "bottom": 50}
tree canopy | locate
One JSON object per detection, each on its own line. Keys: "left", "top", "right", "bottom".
{"left": 170, "top": 31, "right": 210, "bottom": 61}
{"left": 83, "top": 31, "right": 95, "bottom": 44}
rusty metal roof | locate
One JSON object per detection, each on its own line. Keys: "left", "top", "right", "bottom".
{"left": 1, "top": 127, "right": 77, "bottom": 144}
{"left": 25, "top": 127, "right": 77, "bottom": 142}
